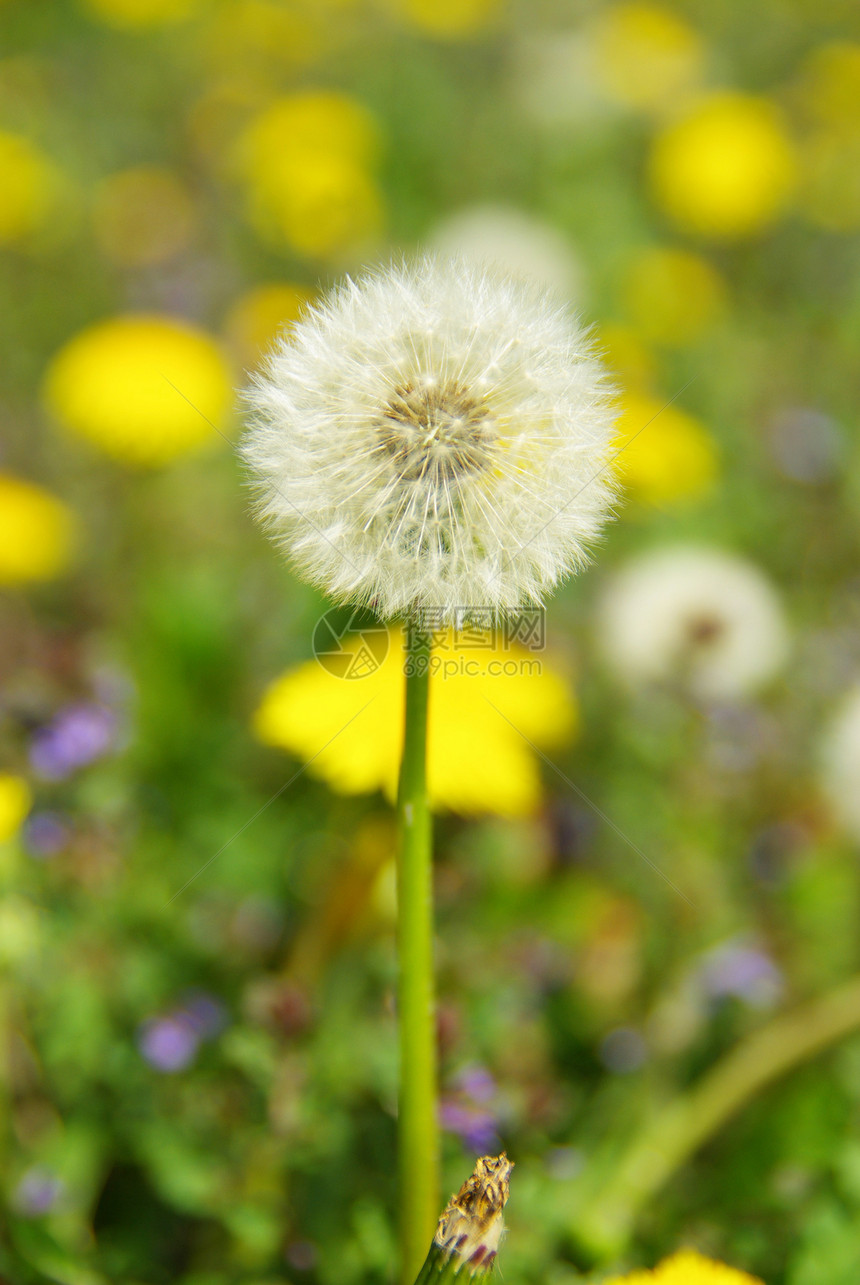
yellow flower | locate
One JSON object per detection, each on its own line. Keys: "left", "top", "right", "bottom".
{"left": 236, "top": 91, "right": 384, "bottom": 258}
{"left": 0, "top": 473, "right": 76, "bottom": 585}
{"left": 0, "top": 130, "right": 63, "bottom": 245}
{"left": 389, "top": 0, "right": 501, "bottom": 39}
{"left": 592, "top": 3, "right": 704, "bottom": 114}
{"left": 247, "top": 152, "right": 383, "bottom": 259}
{"left": 649, "top": 93, "right": 797, "bottom": 238}
{"left": 92, "top": 165, "right": 195, "bottom": 267}
{"left": 253, "top": 627, "right": 576, "bottom": 817}
{"left": 43, "top": 315, "right": 233, "bottom": 467}
{"left": 239, "top": 92, "right": 380, "bottom": 172}
{"left": 223, "top": 283, "right": 314, "bottom": 370}
{"left": 80, "top": 0, "right": 207, "bottom": 28}
{"left": 605, "top": 1248, "right": 763, "bottom": 1284}
{"left": 0, "top": 775, "right": 31, "bottom": 843}
{"left": 621, "top": 247, "right": 726, "bottom": 347}
{"left": 615, "top": 392, "right": 717, "bottom": 506}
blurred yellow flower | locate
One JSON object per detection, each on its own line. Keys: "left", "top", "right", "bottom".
{"left": 237, "top": 91, "right": 384, "bottom": 258}
{"left": 202, "top": 1, "right": 324, "bottom": 75}
{"left": 253, "top": 627, "right": 576, "bottom": 817}
{"left": 0, "top": 473, "right": 77, "bottom": 584}
{"left": 649, "top": 93, "right": 797, "bottom": 238}
{"left": 599, "top": 324, "right": 657, "bottom": 394}
{"left": 247, "top": 152, "right": 383, "bottom": 259}
{"left": 80, "top": 0, "right": 207, "bottom": 28}
{"left": 796, "top": 42, "right": 860, "bottom": 128}
{"left": 240, "top": 92, "right": 380, "bottom": 171}
{"left": 592, "top": 3, "right": 704, "bottom": 114}
{"left": 390, "top": 0, "right": 501, "bottom": 39}
{"left": 92, "top": 165, "right": 195, "bottom": 267}
{"left": 0, "top": 775, "right": 31, "bottom": 843}
{"left": 44, "top": 315, "right": 232, "bottom": 467}
{"left": 615, "top": 392, "right": 717, "bottom": 505}
{"left": 223, "top": 283, "right": 314, "bottom": 370}
{"left": 605, "top": 1248, "right": 762, "bottom": 1284}
{"left": 622, "top": 247, "right": 726, "bottom": 347}
{"left": 0, "top": 130, "right": 62, "bottom": 245}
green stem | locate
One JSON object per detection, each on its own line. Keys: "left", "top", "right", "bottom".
{"left": 397, "top": 623, "right": 439, "bottom": 1285}
{"left": 572, "top": 973, "right": 860, "bottom": 1260}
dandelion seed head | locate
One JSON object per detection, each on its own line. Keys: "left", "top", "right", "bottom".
{"left": 598, "top": 546, "right": 789, "bottom": 700}
{"left": 242, "top": 257, "right": 617, "bottom": 621}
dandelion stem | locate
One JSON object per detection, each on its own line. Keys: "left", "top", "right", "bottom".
{"left": 397, "top": 622, "right": 438, "bottom": 1284}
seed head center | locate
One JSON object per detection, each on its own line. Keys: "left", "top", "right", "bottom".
{"left": 378, "top": 380, "right": 497, "bottom": 481}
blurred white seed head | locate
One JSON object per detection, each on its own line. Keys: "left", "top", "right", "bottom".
{"left": 242, "top": 257, "right": 616, "bottom": 621}
{"left": 597, "top": 546, "right": 789, "bottom": 700}
{"left": 428, "top": 205, "right": 584, "bottom": 301}
{"left": 820, "top": 685, "right": 860, "bottom": 842}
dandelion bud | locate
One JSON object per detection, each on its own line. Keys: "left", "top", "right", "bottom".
{"left": 414, "top": 1153, "right": 513, "bottom": 1285}
{"left": 242, "top": 258, "right": 616, "bottom": 621}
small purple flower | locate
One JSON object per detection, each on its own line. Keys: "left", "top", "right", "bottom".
{"left": 138, "top": 1016, "right": 199, "bottom": 1072}
{"left": 30, "top": 703, "right": 118, "bottom": 781}
{"left": 23, "top": 811, "right": 70, "bottom": 858}
{"left": 13, "top": 1168, "right": 65, "bottom": 1217}
{"left": 700, "top": 941, "right": 783, "bottom": 1009}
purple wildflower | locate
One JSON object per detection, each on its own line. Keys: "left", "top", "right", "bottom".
{"left": 13, "top": 1168, "right": 65, "bottom": 1217}
{"left": 700, "top": 940, "right": 783, "bottom": 1009}
{"left": 138, "top": 1016, "right": 199, "bottom": 1072}
{"left": 30, "top": 703, "right": 118, "bottom": 780}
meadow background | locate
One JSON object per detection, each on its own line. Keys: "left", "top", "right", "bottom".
{"left": 2, "top": 0, "right": 860, "bottom": 1282}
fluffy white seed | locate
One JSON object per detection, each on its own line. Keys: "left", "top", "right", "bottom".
{"left": 242, "top": 257, "right": 617, "bottom": 621}
{"left": 597, "top": 546, "right": 790, "bottom": 700}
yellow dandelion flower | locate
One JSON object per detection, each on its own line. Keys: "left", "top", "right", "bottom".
{"left": 253, "top": 627, "right": 576, "bottom": 817}
{"left": 247, "top": 151, "right": 383, "bottom": 259}
{"left": 615, "top": 392, "right": 717, "bottom": 505}
{"left": 223, "top": 282, "right": 314, "bottom": 370}
{"left": 621, "top": 246, "right": 726, "bottom": 347}
{"left": 604, "top": 1248, "right": 763, "bottom": 1284}
{"left": 649, "top": 92, "right": 797, "bottom": 238}
{"left": 0, "top": 130, "right": 63, "bottom": 245}
{"left": 390, "top": 0, "right": 501, "bottom": 40}
{"left": 79, "top": 0, "right": 208, "bottom": 28}
{"left": 0, "top": 775, "right": 32, "bottom": 843}
{"left": 92, "top": 165, "right": 195, "bottom": 267}
{"left": 592, "top": 3, "right": 704, "bottom": 115}
{"left": 237, "top": 91, "right": 384, "bottom": 258}
{"left": 43, "top": 315, "right": 233, "bottom": 467}
{"left": 239, "top": 91, "right": 380, "bottom": 174}
{"left": 0, "top": 473, "right": 77, "bottom": 585}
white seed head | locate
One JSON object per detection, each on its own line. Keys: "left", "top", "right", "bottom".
{"left": 821, "top": 685, "right": 860, "bottom": 843}
{"left": 597, "top": 546, "right": 790, "bottom": 700}
{"left": 241, "top": 256, "right": 617, "bottom": 621}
